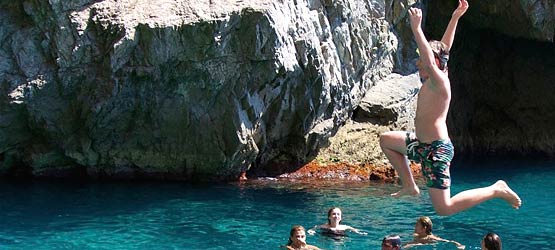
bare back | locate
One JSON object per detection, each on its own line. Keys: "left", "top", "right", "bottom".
{"left": 415, "top": 76, "right": 451, "bottom": 142}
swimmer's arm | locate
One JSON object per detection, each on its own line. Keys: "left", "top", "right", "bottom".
{"left": 307, "top": 225, "right": 321, "bottom": 235}
{"left": 403, "top": 241, "right": 424, "bottom": 249}
{"left": 447, "top": 239, "right": 465, "bottom": 249}
{"left": 435, "top": 236, "right": 466, "bottom": 249}
{"left": 441, "top": 0, "right": 469, "bottom": 51}
{"left": 431, "top": 235, "right": 448, "bottom": 242}
{"left": 345, "top": 226, "right": 368, "bottom": 235}
{"left": 433, "top": 235, "right": 452, "bottom": 243}
{"left": 308, "top": 244, "right": 322, "bottom": 250}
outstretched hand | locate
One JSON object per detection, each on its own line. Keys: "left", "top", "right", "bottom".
{"left": 408, "top": 7, "right": 423, "bottom": 31}
{"left": 452, "top": 0, "right": 469, "bottom": 19}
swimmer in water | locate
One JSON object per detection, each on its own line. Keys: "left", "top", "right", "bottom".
{"left": 284, "top": 225, "right": 321, "bottom": 250}
{"left": 481, "top": 232, "right": 502, "bottom": 250}
{"left": 307, "top": 207, "right": 367, "bottom": 236}
{"left": 382, "top": 234, "right": 403, "bottom": 250}
{"left": 404, "top": 216, "right": 464, "bottom": 249}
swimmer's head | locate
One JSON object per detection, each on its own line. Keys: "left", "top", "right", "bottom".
{"left": 288, "top": 225, "right": 307, "bottom": 246}
{"left": 382, "top": 234, "right": 402, "bottom": 250}
{"left": 482, "top": 232, "right": 502, "bottom": 250}
{"left": 327, "top": 207, "right": 342, "bottom": 224}
{"left": 416, "top": 216, "right": 433, "bottom": 235}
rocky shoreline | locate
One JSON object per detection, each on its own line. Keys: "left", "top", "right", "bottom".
{"left": 269, "top": 121, "right": 421, "bottom": 183}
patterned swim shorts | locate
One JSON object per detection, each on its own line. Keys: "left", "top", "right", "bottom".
{"left": 405, "top": 132, "right": 454, "bottom": 189}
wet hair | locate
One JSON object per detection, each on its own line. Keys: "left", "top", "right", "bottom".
{"left": 383, "top": 234, "right": 402, "bottom": 248}
{"left": 483, "top": 232, "right": 502, "bottom": 250}
{"left": 287, "top": 225, "right": 305, "bottom": 246}
{"left": 327, "top": 207, "right": 342, "bottom": 225}
{"left": 429, "top": 40, "right": 449, "bottom": 71}
{"left": 417, "top": 216, "right": 433, "bottom": 235}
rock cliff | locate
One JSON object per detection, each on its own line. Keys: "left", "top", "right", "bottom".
{"left": 0, "top": 0, "right": 409, "bottom": 179}
{"left": 1, "top": 0, "right": 554, "bottom": 180}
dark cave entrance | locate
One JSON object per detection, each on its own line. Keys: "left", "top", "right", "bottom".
{"left": 425, "top": 2, "right": 555, "bottom": 157}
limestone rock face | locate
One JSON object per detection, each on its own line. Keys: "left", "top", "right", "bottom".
{"left": 0, "top": 0, "right": 401, "bottom": 179}
{"left": 353, "top": 73, "right": 418, "bottom": 131}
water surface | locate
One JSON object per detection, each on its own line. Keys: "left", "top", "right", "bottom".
{"left": 0, "top": 158, "right": 553, "bottom": 250}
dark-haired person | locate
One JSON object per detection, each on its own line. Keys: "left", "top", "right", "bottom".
{"left": 481, "top": 232, "right": 502, "bottom": 250}
{"left": 404, "top": 216, "right": 464, "bottom": 249}
{"left": 382, "top": 234, "right": 402, "bottom": 250}
{"left": 307, "top": 207, "right": 367, "bottom": 236}
{"left": 379, "top": 0, "right": 521, "bottom": 216}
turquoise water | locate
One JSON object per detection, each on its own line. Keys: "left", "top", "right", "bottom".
{"left": 0, "top": 158, "right": 553, "bottom": 250}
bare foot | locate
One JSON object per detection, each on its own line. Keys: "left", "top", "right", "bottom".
{"left": 494, "top": 180, "right": 521, "bottom": 209}
{"left": 391, "top": 185, "right": 420, "bottom": 197}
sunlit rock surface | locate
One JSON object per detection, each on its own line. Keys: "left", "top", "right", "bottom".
{"left": 1, "top": 0, "right": 553, "bottom": 180}
{"left": 0, "top": 0, "right": 401, "bottom": 179}
{"left": 354, "top": 73, "right": 418, "bottom": 130}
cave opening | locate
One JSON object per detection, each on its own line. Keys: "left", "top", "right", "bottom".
{"left": 425, "top": 1, "right": 555, "bottom": 157}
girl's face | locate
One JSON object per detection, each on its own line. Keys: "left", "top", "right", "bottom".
{"left": 414, "top": 221, "right": 426, "bottom": 235}
{"left": 290, "top": 230, "right": 307, "bottom": 245}
{"left": 329, "top": 208, "right": 342, "bottom": 223}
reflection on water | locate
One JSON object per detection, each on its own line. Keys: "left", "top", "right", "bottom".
{"left": 0, "top": 159, "right": 553, "bottom": 250}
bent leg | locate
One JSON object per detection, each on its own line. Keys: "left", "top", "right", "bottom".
{"left": 429, "top": 181, "right": 522, "bottom": 216}
{"left": 379, "top": 131, "right": 419, "bottom": 197}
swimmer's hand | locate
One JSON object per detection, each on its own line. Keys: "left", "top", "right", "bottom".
{"left": 352, "top": 229, "right": 368, "bottom": 235}
{"left": 346, "top": 226, "right": 367, "bottom": 236}
{"left": 307, "top": 229, "right": 316, "bottom": 235}
{"left": 450, "top": 241, "right": 465, "bottom": 249}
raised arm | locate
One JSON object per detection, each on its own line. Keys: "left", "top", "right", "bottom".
{"left": 441, "top": 0, "right": 469, "bottom": 51}
{"left": 409, "top": 8, "right": 435, "bottom": 71}
{"left": 409, "top": 7, "right": 448, "bottom": 84}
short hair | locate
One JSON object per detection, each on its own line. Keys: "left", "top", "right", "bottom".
{"left": 417, "top": 216, "right": 433, "bottom": 235}
{"left": 290, "top": 225, "right": 305, "bottom": 236}
{"left": 383, "top": 234, "right": 402, "bottom": 248}
{"left": 287, "top": 225, "right": 306, "bottom": 246}
{"left": 483, "top": 232, "right": 502, "bottom": 250}
{"left": 429, "top": 40, "right": 449, "bottom": 71}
